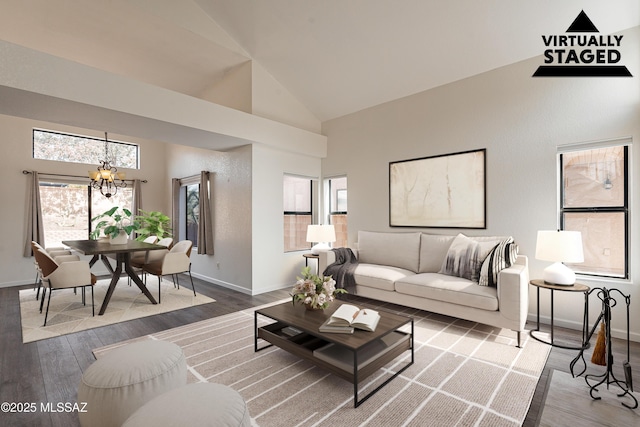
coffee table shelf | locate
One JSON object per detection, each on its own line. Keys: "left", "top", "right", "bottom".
{"left": 255, "top": 301, "right": 414, "bottom": 407}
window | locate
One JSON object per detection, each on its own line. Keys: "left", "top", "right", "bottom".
{"left": 283, "top": 175, "right": 313, "bottom": 252}
{"left": 327, "top": 176, "right": 348, "bottom": 248}
{"left": 39, "top": 180, "right": 133, "bottom": 247}
{"left": 33, "top": 129, "right": 139, "bottom": 169}
{"left": 185, "top": 183, "right": 200, "bottom": 247}
{"left": 559, "top": 142, "right": 629, "bottom": 279}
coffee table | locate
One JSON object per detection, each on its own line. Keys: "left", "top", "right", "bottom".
{"left": 254, "top": 300, "right": 414, "bottom": 407}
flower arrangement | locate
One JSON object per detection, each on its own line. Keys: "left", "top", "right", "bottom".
{"left": 291, "top": 266, "right": 347, "bottom": 310}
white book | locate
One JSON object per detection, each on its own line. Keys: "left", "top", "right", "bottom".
{"left": 326, "top": 304, "right": 380, "bottom": 332}
{"left": 319, "top": 318, "right": 354, "bottom": 334}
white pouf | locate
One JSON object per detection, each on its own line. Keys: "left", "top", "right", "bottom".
{"left": 123, "top": 383, "right": 251, "bottom": 427}
{"left": 78, "top": 340, "right": 187, "bottom": 427}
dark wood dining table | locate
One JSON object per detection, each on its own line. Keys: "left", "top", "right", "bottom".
{"left": 62, "top": 239, "right": 168, "bottom": 315}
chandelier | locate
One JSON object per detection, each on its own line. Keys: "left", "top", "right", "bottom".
{"left": 88, "top": 132, "right": 127, "bottom": 198}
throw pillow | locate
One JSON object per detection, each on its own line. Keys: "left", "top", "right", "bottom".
{"left": 478, "top": 237, "right": 519, "bottom": 287}
{"left": 439, "top": 234, "right": 481, "bottom": 280}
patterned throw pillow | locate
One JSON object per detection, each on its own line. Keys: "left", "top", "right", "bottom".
{"left": 439, "top": 234, "right": 498, "bottom": 281}
{"left": 478, "top": 237, "right": 519, "bottom": 287}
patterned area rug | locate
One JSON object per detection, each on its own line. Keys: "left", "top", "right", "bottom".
{"left": 19, "top": 277, "right": 215, "bottom": 343}
{"left": 94, "top": 300, "right": 550, "bottom": 426}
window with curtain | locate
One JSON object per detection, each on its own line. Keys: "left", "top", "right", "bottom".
{"left": 283, "top": 175, "right": 313, "bottom": 252}
{"left": 39, "top": 180, "right": 133, "bottom": 247}
{"left": 559, "top": 141, "right": 629, "bottom": 279}
{"left": 173, "top": 172, "right": 213, "bottom": 255}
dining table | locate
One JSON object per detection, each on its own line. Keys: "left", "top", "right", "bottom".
{"left": 62, "top": 239, "right": 168, "bottom": 315}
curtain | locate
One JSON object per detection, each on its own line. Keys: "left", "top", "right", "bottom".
{"left": 171, "top": 178, "right": 180, "bottom": 242}
{"left": 198, "top": 171, "right": 214, "bottom": 255}
{"left": 130, "top": 179, "right": 143, "bottom": 240}
{"left": 24, "top": 171, "right": 44, "bottom": 256}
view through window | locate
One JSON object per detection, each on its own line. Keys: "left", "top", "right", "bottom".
{"left": 284, "top": 175, "right": 313, "bottom": 252}
{"left": 327, "top": 176, "right": 348, "bottom": 248}
{"left": 560, "top": 143, "right": 629, "bottom": 279}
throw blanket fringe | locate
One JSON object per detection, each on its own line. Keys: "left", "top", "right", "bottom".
{"left": 323, "top": 247, "right": 358, "bottom": 293}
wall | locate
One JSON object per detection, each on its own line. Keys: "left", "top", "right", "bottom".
{"left": 321, "top": 26, "right": 640, "bottom": 341}
{"left": 0, "top": 114, "right": 168, "bottom": 286}
{"left": 252, "top": 144, "right": 322, "bottom": 294}
{"left": 164, "top": 143, "right": 253, "bottom": 294}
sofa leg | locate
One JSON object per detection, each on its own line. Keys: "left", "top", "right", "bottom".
{"left": 516, "top": 331, "right": 522, "bottom": 348}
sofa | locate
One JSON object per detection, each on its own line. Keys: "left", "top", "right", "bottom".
{"left": 318, "top": 231, "right": 529, "bottom": 347}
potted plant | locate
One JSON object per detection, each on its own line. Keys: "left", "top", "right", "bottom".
{"left": 90, "top": 206, "right": 138, "bottom": 244}
{"left": 134, "top": 210, "right": 172, "bottom": 241}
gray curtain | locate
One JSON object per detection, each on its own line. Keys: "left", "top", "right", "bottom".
{"left": 24, "top": 171, "right": 44, "bottom": 256}
{"left": 198, "top": 171, "right": 214, "bottom": 255}
{"left": 171, "top": 178, "right": 180, "bottom": 242}
{"left": 130, "top": 179, "right": 143, "bottom": 240}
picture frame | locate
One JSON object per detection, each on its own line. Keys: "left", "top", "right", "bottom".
{"left": 389, "top": 148, "right": 486, "bottom": 228}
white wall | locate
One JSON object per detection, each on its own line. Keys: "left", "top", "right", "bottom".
{"left": 252, "top": 144, "right": 321, "bottom": 294}
{"left": 322, "top": 27, "right": 640, "bottom": 341}
{"left": 0, "top": 114, "right": 168, "bottom": 286}
{"left": 164, "top": 143, "right": 253, "bottom": 294}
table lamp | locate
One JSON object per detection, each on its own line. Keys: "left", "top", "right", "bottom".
{"left": 306, "top": 224, "right": 336, "bottom": 254}
{"left": 535, "top": 230, "right": 584, "bottom": 285}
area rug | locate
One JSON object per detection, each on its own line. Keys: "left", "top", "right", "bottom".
{"left": 19, "top": 277, "right": 215, "bottom": 343}
{"left": 538, "top": 370, "right": 640, "bottom": 427}
{"left": 93, "top": 301, "right": 550, "bottom": 427}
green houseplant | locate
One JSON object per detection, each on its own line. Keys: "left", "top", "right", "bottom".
{"left": 134, "top": 210, "right": 172, "bottom": 241}
{"left": 90, "top": 206, "right": 138, "bottom": 242}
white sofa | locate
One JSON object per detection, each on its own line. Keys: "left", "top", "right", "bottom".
{"left": 319, "top": 231, "right": 529, "bottom": 347}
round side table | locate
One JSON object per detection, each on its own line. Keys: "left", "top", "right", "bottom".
{"left": 529, "top": 279, "right": 590, "bottom": 350}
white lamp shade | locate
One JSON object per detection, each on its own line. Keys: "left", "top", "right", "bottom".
{"left": 535, "top": 230, "right": 584, "bottom": 262}
{"left": 306, "top": 225, "right": 336, "bottom": 254}
{"left": 535, "top": 230, "right": 584, "bottom": 285}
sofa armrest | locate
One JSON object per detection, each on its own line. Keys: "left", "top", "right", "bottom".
{"left": 497, "top": 255, "right": 529, "bottom": 330}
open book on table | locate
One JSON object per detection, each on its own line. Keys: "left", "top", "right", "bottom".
{"left": 324, "top": 304, "right": 380, "bottom": 332}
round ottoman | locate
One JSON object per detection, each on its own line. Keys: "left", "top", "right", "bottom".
{"left": 78, "top": 340, "right": 187, "bottom": 427}
{"left": 123, "top": 383, "right": 251, "bottom": 427}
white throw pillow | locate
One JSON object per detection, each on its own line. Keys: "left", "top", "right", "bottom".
{"left": 439, "top": 233, "right": 500, "bottom": 281}
{"left": 478, "top": 237, "right": 519, "bottom": 287}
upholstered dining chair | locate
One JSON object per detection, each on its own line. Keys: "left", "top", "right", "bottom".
{"left": 33, "top": 248, "right": 97, "bottom": 326}
{"left": 31, "top": 241, "right": 78, "bottom": 300}
{"left": 128, "top": 237, "right": 173, "bottom": 285}
{"left": 142, "top": 240, "right": 195, "bottom": 303}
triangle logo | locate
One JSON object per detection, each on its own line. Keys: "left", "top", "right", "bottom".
{"left": 566, "top": 10, "right": 599, "bottom": 33}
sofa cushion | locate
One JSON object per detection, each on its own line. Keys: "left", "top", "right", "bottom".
{"left": 418, "top": 234, "right": 456, "bottom": 273}
{"left": 395, "top": 273, "right": 498, "bottom": 311}
{"left": 353, "top": 263, "right": 415, "bottom": 292}
{"left": 357, "top": 231, "right": 421, "bottom": 273}
{"left": 478, "top": 237, "right": 519, "bottom": 287}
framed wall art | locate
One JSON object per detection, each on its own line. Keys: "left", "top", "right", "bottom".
{"left": 389, "top": 148, "right": 486, "bottom": 228}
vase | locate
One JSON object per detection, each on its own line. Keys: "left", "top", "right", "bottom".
{"left": 110, "top": 230, "right": 129, "bottom": 245}
{"left": 305, "top": 303, "right": 324, "bottom": 311}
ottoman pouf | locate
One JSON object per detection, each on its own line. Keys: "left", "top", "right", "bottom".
{"left": 123, "top": 383, "right": 251, "bottom": 427}
{"left": 78, "top": 340, "right": 187, "bottom": 427}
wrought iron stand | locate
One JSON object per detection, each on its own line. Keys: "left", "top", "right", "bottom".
{"left": 570, "top": 287, "right": 636, "bottom": 409}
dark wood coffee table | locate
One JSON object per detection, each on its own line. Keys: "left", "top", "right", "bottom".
{"left": 254, "top": 300, "right": 414, "bottom": 407}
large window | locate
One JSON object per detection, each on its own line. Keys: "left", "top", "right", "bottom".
{"left": 326, "top": 176, "right": 348, "bottom": 248}
{"left": 284, "top": 175, "right": 313, "bottom": 252}
{"left": 559, "top": 142, "right": 629, "bottom": 279}
{"left": 33, "top": 129, "right": 139, "bottom": 169}
{"left": 39, "top": 181, "right": 133, "bottom": 247}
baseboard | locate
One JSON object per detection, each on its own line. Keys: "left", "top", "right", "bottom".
{"left": 189, "top": 272, "right": 254, "bottom": 295}
{"left": 527, "top": 313, "right": 640, "bottom": 343}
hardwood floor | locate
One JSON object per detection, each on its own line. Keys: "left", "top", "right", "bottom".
{"left": 1, "top": 278, "right": 637, "bottom": 426}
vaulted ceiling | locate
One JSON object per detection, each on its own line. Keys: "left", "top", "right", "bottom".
{"left": 1, "top": 0, "right": 638, "bottom": 124}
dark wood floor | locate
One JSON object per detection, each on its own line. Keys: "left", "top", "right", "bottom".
{"left": 1, "top": 277, "right": 637, "bottom": 426}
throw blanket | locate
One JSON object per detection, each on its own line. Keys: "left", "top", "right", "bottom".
{"left": 323, "top": 247, "right": 358, "bottom": 293}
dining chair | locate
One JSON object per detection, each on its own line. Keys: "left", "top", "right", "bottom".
{"left": 31, "top": 241, "right": 78, "bottom": 300}
{"left": 128, "top": 237, "right": 173, "bottom": 285}
{"left": 33, "top": 248, "right": 97, "bottom": 326}
{"left": 142, "top": 240, "right": 195, "bottom": 303}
